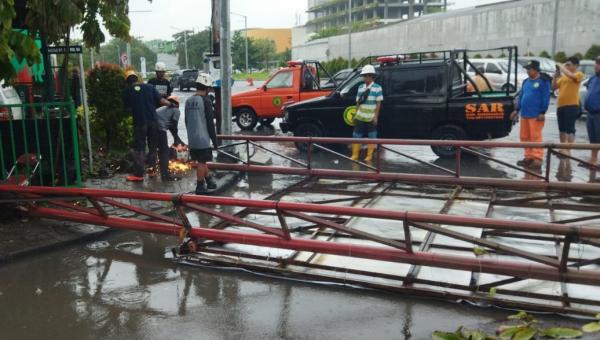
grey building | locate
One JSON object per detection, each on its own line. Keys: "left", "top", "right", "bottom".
{"left": 307, "top": 0, "right": 446, "bottom": 32}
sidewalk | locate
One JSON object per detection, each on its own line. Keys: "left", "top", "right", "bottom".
{"left": 0, "top": 171, "right": 240, "bottom": 263}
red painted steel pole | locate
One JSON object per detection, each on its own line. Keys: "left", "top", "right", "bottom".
{"left": 2, "top": 185, "right": 600, "bottom": 238}
{"left": 28, "top": 206, "right": 600, "bottom": 286}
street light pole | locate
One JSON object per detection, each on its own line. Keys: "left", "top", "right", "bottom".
{"left": 551, "top": 0, "right": 560, "bottom": 58}
{"left": 220, "top": 0, "right": 233, "bottom": 140}
{"left": 231, "top": 12, "right": 249, "bottom": 74}
{"left": 348, "top": 0, "right": 352, "bottom": 68}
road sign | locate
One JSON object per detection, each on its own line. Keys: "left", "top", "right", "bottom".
{"left": 47, "top": 45, "right": 83, "bottom": 54}
{"left": 121, "top": 53, "right": 129, "bottom": 67}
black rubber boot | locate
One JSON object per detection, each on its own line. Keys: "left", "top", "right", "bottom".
{"left": 195, "top": 181, "right": 207, "bottom": 194}
{"left": 206, "top": 176, "right": 217, "bottom": 190}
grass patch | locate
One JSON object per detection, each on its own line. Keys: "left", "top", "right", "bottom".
{"left": 233, "top": 71, "right": 271, "bottom": 81}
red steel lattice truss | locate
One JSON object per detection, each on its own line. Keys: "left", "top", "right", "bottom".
{"left": 2, "top": 136, "right": 600, "bottom": 316}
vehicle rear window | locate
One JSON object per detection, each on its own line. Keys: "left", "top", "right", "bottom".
{"left": 267, "top": 71, "right": 293, "bottom": 89}
{"left": 387, "top": 68, "right": 444, "bottom": 95}
{"left": 486, "top": 63, "right": 502, "bottom": 74}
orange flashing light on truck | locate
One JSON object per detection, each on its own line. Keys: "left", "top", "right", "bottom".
{"left": 232, "top": 61, "right": 335, "bottom": 130}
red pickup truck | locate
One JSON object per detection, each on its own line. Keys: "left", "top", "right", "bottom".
{"left": 232, "top": 61, "right": 334, "bottom": 130}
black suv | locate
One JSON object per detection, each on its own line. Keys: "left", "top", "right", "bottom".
{"left": 280, "top": 48, "right": 518, "bottom": 157}
{"left": 179, "top": 69, "right": 199, "bottom": 91}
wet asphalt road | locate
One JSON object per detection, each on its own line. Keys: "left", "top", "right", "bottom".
{"left": 0, "top": 83, "right": 596, "bottom": 340}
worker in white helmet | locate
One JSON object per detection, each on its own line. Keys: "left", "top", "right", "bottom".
{"left": 351, "top": 64, "right": 383, "bottom": 162}
{"left": 185, "top": 73, "right": 219, "bottom": 194}
{"left": 148, "top": 62, "right": 172, "bottom": 99}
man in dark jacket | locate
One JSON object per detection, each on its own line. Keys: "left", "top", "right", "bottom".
{"left": 122, "top": 70, "right": 170, "bottom": 182}
{"left": 584, "top": 56, "right": 600, "bottom": 166}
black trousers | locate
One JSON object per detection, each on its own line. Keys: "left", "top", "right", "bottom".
{"left": 132, "top": 121, "right": 158, "bottom": 177}
{"left": 157, "top": 130, "right": 171, "bottom": 178}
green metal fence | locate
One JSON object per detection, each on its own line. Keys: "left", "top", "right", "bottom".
{"left": 0, "top": 101, "right": 82, "bottom": 187}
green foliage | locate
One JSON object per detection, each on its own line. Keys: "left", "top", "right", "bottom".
{"left": 541, "top": 327, "right": 583, "bottom": 339}
{"left": 86, "top": 63, "right": 130, "bottom": 152}
{"left": 473, "top": 54, "right": 483, "bottom": 58}
{"left": 584, "top": 45, "right": 600, "bottom": 60}
{"left": 554, "top": 51, "right": 568, "bottom": 63}
{"left": 573, "top": 52, "right": 584, "bottom": 60}
{"left": 485, "top": 54, "right": 494, "bottom": 58}
{"left": 252, "top": 38, "right": 277, "bottom": 70}
{"left": 95, "top": 38, "right": 157, "bottom": 74}
{"left": 539, "top": 51, "right": 552, "bottom": 58}
{"left": 0, "top": 1, "right": 40, "bottom": 81}
{"left": 582, "top": 313, "right": 600, "bottom": 333}
{"left": 173, "top": 29, "right": 211, "bottom": 69}
{"left": 433, "top": 311, "right": 584, "bottom": 340}
{"left": 1, "top": 0, "right": 138, "bottom": 84}
{"left": 524, "top": 52, "right": 535, "bottom": 57}
{"left": 310, "top": 26, "right": 344, "bottom": 41}
{"left": 473, "top": 247, "right": 488, "bottom": 256}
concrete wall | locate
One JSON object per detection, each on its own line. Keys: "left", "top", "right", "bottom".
{"left": 293, "top": 0, "right": 600, "bottom": 61}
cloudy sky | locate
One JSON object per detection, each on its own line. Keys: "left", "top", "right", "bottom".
{"left": 125, "top": 0, "right": 502, "bottom": 40}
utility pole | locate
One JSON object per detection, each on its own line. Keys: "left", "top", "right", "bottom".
{"left": 184, "top": 30, "right": 189, "bottom": 69}
{"left": 348, "top": 0, "right": 352, "bottom": 68}
{"left": 220, "top": 0, "right": 232, "bottom": 139}
{"left": 551, "top": 0, "right": 560, "bottom": 58}
{"left": 126, "top": 42, "right": 131, "bottom": 67}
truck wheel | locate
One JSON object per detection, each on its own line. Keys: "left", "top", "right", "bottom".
{"left": 502, "top": 83, "right": 516, "bottom": 92}
{"left": 260, "top": 118, "right": 275, "bottom": 126}
{"left": 236, "top": 108, "right": 258, "bottom": 130}
{"left": 431, "top": 124, "right": 467, "bottom": 158}
{"left": 294, "top": 122, "right": 323, "bottom": 152}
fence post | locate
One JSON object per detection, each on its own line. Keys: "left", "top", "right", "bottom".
{"left": 68, "top": 101, "right": 83, "bottom": 187}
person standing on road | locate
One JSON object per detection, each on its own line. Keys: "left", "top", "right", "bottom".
{"left": 553, "top": 56, "right": 585, "bottom": 156}
{"left": 185, "top": 73, "right": 219, "bottom": 194}
{"left": 156, "top": 95, "right": 184, "bottom": 181}
{"left": 122, "top": 70, "right": 171, "bottom": 182}
{"left": 351, "top": 64, "right": 383, "bottom": 162}
{"left": 510, "top": 60, "right": 551, "bottom": 170}
{"left": 148, "top": 62, "right": 173, "bottom": 99}
{"left": 583, "top": 56, "right": 600, "bottom": 168}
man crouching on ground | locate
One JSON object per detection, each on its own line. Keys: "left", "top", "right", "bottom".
{"left": 185, "top": 73, "right": 218, "bottom": 194}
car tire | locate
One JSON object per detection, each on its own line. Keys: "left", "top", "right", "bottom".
{"left": 502, "top": 83, "right": 516, "bottom": 92}
{"left": 236, "top": 108, "right": 258, "bottom": 130}
{"left": 293, "top": 122, "right": 323, "bottom": 152}
{"left": 260, "top": 118, "right": 275, "bottom": 126}
{"left": 431, "top": 124, "right": 467, "bottom": 158}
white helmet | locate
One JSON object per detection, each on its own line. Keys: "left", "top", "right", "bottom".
{"left": 195, "top": 72, "right": 215, "bottom": 87}
{"left": 155, "top": 62, "right": 167, "bottom": 72}
{"left": 360, "top": 64, "right": 376, "bottom": 76}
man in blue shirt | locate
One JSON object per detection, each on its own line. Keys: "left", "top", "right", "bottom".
{"left": 510, "top": 60, "right": 551, "bottom": 170}
{"left": 122, "top": 70, "right": 170, "bottom": 182}
{"left": 583, "top": 56, "right": 600, "bottom": 167}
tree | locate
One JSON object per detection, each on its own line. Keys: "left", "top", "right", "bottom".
{"left": 86, "top": 63, "right": 129, "bottom": 152}
{"left": 173, "top": 29, "right": 211, "bottom": 69}
{"left": 278, "top": 48, "right": 292, "bottom": 67}
{"left": 1, "top": 0, "right": 138, "bottom": 83}
{"left": 554, "top": 51, "right": 567, "bottom": 63}
{"left": 95, "top": 38, "right": 157, "bottom": 75}
{"left": 539, "top": 51, "right": 551, "bottom": 58}
{"left": 585, "top": 45, "right": 600, "bottom": 60}
{"left": 232, "top": 30, "right": 255, "bottom": 71}
{"left": 252, "top": 38, "right": 276, "bottom": 70}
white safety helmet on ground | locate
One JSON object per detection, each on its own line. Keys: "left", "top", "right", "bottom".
{"left": 195, "top": 73, "right": 215, "bottom": 87}
{"left": 155, "top": 62, "right": 167, "bottom": 72}
{"left": 360, "top": 64, "right": 376, "bottom": 76}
